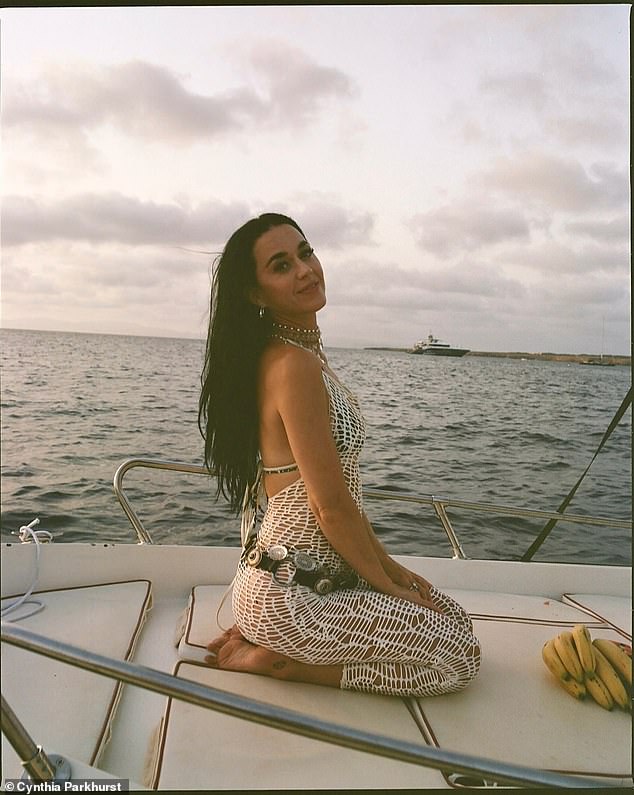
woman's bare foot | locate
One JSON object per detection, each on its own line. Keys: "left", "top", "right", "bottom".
{"left": 207, "top": 637, "right": 284, "bottom": 675}
{"left": 205, "top": 624, "right": 342, "bottom": 687}
{"left": 206, "top": 625, "right": 246, "bottom": 658}
{"left": 205, "top": 625, "right": 292, "bottom": 676}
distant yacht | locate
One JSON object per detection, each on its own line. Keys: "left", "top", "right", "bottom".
{"left": 411, "top": 333, "right": 470, "bottom": 357}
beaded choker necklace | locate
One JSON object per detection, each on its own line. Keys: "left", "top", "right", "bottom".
{"left": 271, "top": 322, "right": 325, "bottom": 360}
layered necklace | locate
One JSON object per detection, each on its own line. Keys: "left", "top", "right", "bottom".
{"left": 270, "top": 321, "right": 326, "bottom": 362}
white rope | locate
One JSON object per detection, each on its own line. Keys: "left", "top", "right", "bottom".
{"left": 1, "top": 518, "right": 52, "bottom": 621}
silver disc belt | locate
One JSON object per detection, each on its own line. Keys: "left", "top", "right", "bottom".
{"left": 242, "top": 537, "right": 358, "bottom": 595}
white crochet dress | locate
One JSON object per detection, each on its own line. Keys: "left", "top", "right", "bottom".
{"left": 232, "top": 369, "right": 480, "bottom": 696}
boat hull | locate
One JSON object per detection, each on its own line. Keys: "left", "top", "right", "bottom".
{"left": 412, "top": 347, "right": 470, "bottom": 356}
{"left": 2, "top": 541, "right": 631, "bottom": 790}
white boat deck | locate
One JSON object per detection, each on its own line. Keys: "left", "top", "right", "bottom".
{"left": 1, "top": 542, "right": 632, "bottom": 789}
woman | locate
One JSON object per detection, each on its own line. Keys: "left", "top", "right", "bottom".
{"left": 199, "top": 213, "right": 480, "bottom": 695}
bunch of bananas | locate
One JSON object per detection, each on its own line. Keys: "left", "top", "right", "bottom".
{"left": 542, "top": 624, "right": 632, "bottom": 711}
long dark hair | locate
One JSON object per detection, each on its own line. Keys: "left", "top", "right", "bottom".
{"left": 198, "top": 212, "right": 305, "bottom": 513}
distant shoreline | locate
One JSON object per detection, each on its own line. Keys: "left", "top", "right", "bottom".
{"left": 364, "top": 347, "right": 631, "bottom": 366}
{"left": 2, "top": 329, "right": 630, "bottom": 366}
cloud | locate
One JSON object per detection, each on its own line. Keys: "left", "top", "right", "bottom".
{"left": 246, "top": 39, "right": 356, "bottom": 126}
{"left": 297, "top": 202, "right": 374, "bottom": 249}
{"left": 541, "top": 37, "right": 619, "bottom": 90}
{"left": 2, "top": 193, "right": 252, "bottom": 247}
{"left": 1, "top": 240, "right": 215, "bottom": 336}
{"left": 325, "top": 259, "right": 525, "bottom": 311}
{"left": 4, "top": 46, "right": 356, "bottom": 144}
{"left": 465, "top": 10, "right": 628, "bottom": 157}
{"left": 3, "top": 192, "right": 374, "bottom": 254}
{"left": 409, "top": 202, "right": 530, "bottom": 257}
{"left": 476, "top": 151, "right": 628, "bottom": 213}
{"left": 5, "top": 61, "right": 247, "bottom": 140}
{"left": 564, "top": 216, "right": 630, "bottom": 245}
{"left": 544, "top": 114, "right": 628, "bottom": 147}
{"left": 531, "top": 272, "right": 629, "bottom": 314}
{"left": 416, "top": 262, "right": 526, "bottom": 300}
{"left": 1, "top": 251, "right": 61, "bottom": 296}
{"left": 480, "top": 72, "right": 550, "bottom": 113}
{"left": 505, "top": 239, "right": 629, "bottom": 276}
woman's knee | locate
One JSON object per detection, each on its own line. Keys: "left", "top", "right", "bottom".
{"left": 443, "top": 633, "right": 481, "bottom": 686}
{"left": 467, "top": 637, "right": 481, "bottom": 678}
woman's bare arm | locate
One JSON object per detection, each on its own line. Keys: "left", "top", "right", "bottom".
{"left": 259, "top": 344, "right": 424, "bottom": 605}
{"left": 360, "top": 511, "right": 442, "bottom": 612}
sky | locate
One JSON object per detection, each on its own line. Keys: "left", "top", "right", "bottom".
{"left": 1, "top": 4, "right": 630, "bottom": 354}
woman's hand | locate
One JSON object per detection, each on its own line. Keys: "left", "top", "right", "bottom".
{"left": 383, "top": 560, "right": 444, "bottom": 613}
{"left": 357, "top": 512, "right": 443, "bottom": 612}
{"left": 385, "top": 581, "right": 442, "bottom": 612}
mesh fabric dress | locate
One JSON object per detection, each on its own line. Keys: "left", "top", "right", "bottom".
{"left": 232, "top": 368, "right": 480, "bottom": 697}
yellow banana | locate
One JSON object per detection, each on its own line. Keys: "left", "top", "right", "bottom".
{"left": 584, "top": 671, "right": 614, "bottom": 710}
{"left": 542, "top": 639, "right": 571, "bottom": 680}
{"left": 593, "top": 638, "right": 632, "bottom": 688}
{"left": 572, "top": 624, "right": 596, "bottom": 676}
{"left": 593, "top": 646, "right": 630, "bottom": 710}
{"left": 542, "top": 639, "right": 586, "bottom": 699}
{"left": 558, "top": 676, "right": 587, "bottom": 700}
{"left": 554, "top": 631, "right": 584, "bottom": 683}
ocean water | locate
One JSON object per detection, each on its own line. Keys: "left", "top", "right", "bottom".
{"left": 1, "top": 328, "right": 630, "bottom": 565}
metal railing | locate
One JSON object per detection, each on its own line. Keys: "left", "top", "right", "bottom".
{"left": 1, "top": 694, "right": 57, "bottom": 781}
{"left": 1, "top": 622, "right": 623, "bottom": 789}
{"left": 113, "top": 458, "right": 209, "bottom": 544}
{"left": 113, "top": 457, "right": 632, "bottom": 552}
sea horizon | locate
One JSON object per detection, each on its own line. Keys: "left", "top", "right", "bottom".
{"left": 1, "top": 326, "right": 631, "bottom": 360}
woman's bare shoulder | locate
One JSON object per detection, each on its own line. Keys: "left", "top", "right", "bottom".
{"left": 259, "top": 341, "right": 324, "bottom": 389}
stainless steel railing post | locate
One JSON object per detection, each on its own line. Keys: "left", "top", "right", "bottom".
{"left": 1, "top": 694, "right": 56, "bottom": 781}
{"left": 112, "top": 458, "right": 209, "bottom": 544}
{"left": 431, "top": 498, "right": 467, "bottom": 559}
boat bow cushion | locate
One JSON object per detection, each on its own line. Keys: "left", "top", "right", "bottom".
{"left": 416, "top": 617, "right": 631, "bottom": 784}
{"left": 442, "top": 588, "right": 607, "bottom": 624}
{"left": 1, "top": 580, "right": 152, "bottom": 778}
{"left": 170, "top": 585, "right": 631, "bottom": 786}
{"left": 562, "top": 593, "right": 632, "bottom": 639}
{"left": 151, "top": 662, "right": 446, "bottom": 790}
{"left": 175, "top": 585, "right": 234, "bottom": 663}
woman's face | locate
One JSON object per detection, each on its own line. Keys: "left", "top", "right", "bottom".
{"left": 251, "top": 224, "right": 326, "bottom": 326}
